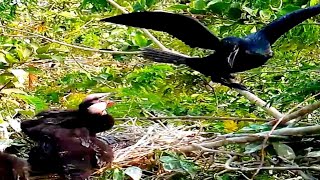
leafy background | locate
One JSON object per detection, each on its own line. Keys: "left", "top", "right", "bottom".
{"left": 0, "top": 0, "right": 319, "bottom": 179}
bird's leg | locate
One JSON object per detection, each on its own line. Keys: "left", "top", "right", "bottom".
{"left": 211, "top": 74, "right": 249, "bottom": 91}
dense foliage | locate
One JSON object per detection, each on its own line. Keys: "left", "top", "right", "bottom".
{"left": 0, "top": 0, "right": 319, "bottom": 179}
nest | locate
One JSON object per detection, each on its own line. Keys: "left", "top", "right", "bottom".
{"left": 100, "top": 119, "right": 208, "bottom": 165}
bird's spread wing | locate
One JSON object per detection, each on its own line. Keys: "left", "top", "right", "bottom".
{"left": 101, "top": 11, "right": 221, "bottom": 50}
{"left": 258, "top": 4, "right": 320, "bottom": 45}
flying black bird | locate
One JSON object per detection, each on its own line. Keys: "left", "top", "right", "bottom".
{"left": 0, "top": 152, "right": 29, "bottom": 180}
{"left": 21, "top": 93, "right": 115, "bottom": 139}
{"left": 100, "top": 5, "right": 320, "bottom": 90}
{"left": 28, "top": 126, "right": 114, "bottom": 179}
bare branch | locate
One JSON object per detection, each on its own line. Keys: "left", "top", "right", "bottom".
{"left": 114, "top": 116, "right": 272, "bottom": 122}
{"left": 178, "top": 125, "right": 320, "bottom": 152}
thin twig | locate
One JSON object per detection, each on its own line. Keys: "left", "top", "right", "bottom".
{"left": 179, "top": 125, "right": 320, "bottom": 152}
{"left": 0, "top": 80, "right": 11, "bottom": 92}
{"left": 114, "top": 116, "right": 272, "bottom": 122}
{"left": 0, "top": 25, "right": 140, "bottom": 55}
{"left": 105, "top": 0, "right": 168, "bottom": 51}
{"left": 191, "top": 143, "right": 244, "bottom": 156}
{"left": 255, "top": 100, "right": 320, "bottom": 178}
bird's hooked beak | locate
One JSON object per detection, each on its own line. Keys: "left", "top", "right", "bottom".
{"left": 227, "top": 46, "right": 239, "bottom": 68}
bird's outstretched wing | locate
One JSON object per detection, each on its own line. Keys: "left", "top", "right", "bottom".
{"left": 100, "top": 11, "right": 221, "bottom": 50}
{"left": 258, "top": 4, "right": 320, "bottom": 45}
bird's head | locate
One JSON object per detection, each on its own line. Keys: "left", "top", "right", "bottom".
{"left": 78, "top": 93, "right": 116, "bottom": 134}
{"left": 244, "top": 35, "right": 273, "bottom": 58}
{"left": 79, "top": 93, "right": 115, "bottom": 116}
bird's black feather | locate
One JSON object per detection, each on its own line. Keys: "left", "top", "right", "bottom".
{"left": 100, "top": 11, "right": 221, "bottom": 50}
{"left": 101, "top": 5, "right": 320, "bottom": 90}
{"left": 258, "top": 4, "right": 320, "bottom": 45}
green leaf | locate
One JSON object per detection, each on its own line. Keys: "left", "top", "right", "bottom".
{"left": 36, "top": 45, "right": 50, "bottom": 54}
{"left": 59, "top": 11, "right": 77, "bottom": 18}
{"left": 124, "top": 166, "right": 142, "bottom": 180}
{"left": 310, "top": 0, "right": 320, "bottom": 6}
{"left": 193, "top": 0, "right": 206, "bottom": 10}
{"left": 228, "top": 3, "right": 242, "bottom": 20}
{"left": 180, "top": 160, "right": 198, "bottom": 178}
{"left": 278, "top": 5, "right": 301, "bottom": 16}
{"left": 244, "top": 143, "right": 264, "bottom": 154}
{"left": 113, "top": 168, "right": 125, "bottom": 180}
{"left": 146, "top": 0, "right": 157, "bottom": 8}
{"left": 160, "top": 156, "right": 184, "bottom": 172}
{"left": 167, "top": 4, "right": 189, "bottom": 10}
{"left": 207, "top": 1, "right": 230, "bottom": 15}
{"left": 5, "top": 53, "right": 19, "bottom": 63}
{"left": 36, "top": 54, "right": 52, "bottom": 59}
{"left": 132, "top": 33, "right": 148, "bottom": 47}
{"left": 12, "top": 94, "right": 48, "bottom": 113}
{"left": 272, "top": 142, "right": 296, "bottom": 160}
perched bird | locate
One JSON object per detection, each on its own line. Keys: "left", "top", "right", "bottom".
{"left": 21, "top": 93, "right": 115, "bottom": 139}
{"left": 100, "top": 5, "right": 320, "bottom": 90}
{"left": 28, "top": 126, "right": 113, "bottom": 179}
{"left": 0, "top": 152, "right": 29, "bottom": 180}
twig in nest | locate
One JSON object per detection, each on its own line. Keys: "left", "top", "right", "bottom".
{"left": 191, "top": 143, "right": 244, "bottom": 156}
{"left": 223, "top": 155, "right": 320, "bottom": 172}
{"left": 115, "top": 116, "right": 271, "bottom": 122}
{"left": 255, "top": 100, "right": 320, "bottom": 178}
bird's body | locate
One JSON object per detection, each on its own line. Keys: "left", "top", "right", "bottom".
{"left": 0, "top": 152, "right": 29, "bottom": 180}
{"left": 101, "top": 4, "right": 320, "bottom": 89}
{"left": 28, "top": 126, "right": 113, "bottom": 179}
{"left": 20, "top": 93, "right": 115, "bottom": 179}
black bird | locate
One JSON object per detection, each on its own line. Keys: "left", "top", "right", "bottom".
{"left": 0, "top": 152, "right": 29, "bottom": 180}
{"left": 28, "top": 126, "right": 114, "bottom": 179}
{"left": 21, "top": 93, "right": 114, "bottom": 177}
{"left": 21, "top": 93, "right": 115, "bottom": 138}
{"left": 100, "top": 5, "right": 320, "bottom": 90}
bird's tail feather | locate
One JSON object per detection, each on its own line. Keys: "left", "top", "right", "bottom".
{"left": 142, "top": 48, "right": 188, "bottom": 65}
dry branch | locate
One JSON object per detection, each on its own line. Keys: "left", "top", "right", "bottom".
{"left": 179, "top": 125, "right": 320, "bottom": 152}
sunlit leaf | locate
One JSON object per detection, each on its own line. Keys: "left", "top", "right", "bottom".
{"left": 36, "top": 45, "right": 50, "bottom": 54}
{"left": 9, "top": 69, "right": 28, "bottom": 85}
{"left": 59, "top": 11, "right": 77, "bottom": 18}
{"left": 223, "top": 120, "right": 238, "bottom": 133}
{"left": 113, "top": 168, "right": 125, "bottom": 180}
{"left": 13, "top": 94, "right": 48, "bottom": 113}
{"left": 124, "top": 166, "right": 142, "bottom": 180}
{"left": 168, "top": 4, "right": 189, "bottom": 10}
{"left": 310, "top": 0, "right": 320, "bottom": 6}
{"left": 0, "top": 88, "right": 27, "bottom": 95}
{"left": 193, "top": 0, "right": 206, "bottom": 10}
